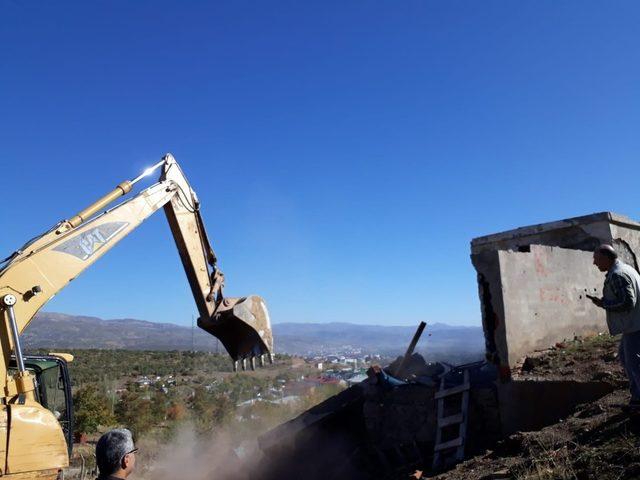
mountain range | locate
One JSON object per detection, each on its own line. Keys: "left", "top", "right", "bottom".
{"left": 22, "top": 312, "right": 485, "bottom": 361}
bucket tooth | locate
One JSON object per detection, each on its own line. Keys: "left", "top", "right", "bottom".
{"left": 232, "top": 360, "right": 239, "bottom": 372}
{"left": 259, "top": 355, "right": 265, "bottom": 367}
{"left": 241, "top": 358, "right": 247, "bottom": 371}
{"left": 250, "top": 356, "right": 256, "bottom": 371}
{"left": 268, "top": 353, "right": 274, "bottom": 364}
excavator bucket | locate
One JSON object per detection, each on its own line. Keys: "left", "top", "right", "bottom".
{"left": 198, "top": 295, "right": 274, "bottom": 370}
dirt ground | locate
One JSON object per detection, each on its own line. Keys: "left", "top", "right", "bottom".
{"left": 512, "top": 333, "right": 626, "bottom": 385}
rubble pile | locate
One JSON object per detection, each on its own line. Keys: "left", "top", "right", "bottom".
{"left": 256, "top": 354, "right": 500, "bottom": 480}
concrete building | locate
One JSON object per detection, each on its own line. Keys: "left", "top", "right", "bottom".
{"left": 471, "top": 212, "right": 640, "bottom": 374}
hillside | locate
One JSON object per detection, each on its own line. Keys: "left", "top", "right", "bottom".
{"left": 23, "top": 312, "right": 483, "bottom": 360}
{"left": 428, "top": 334, "right": 639, "bottom": 480}
{"left": 23, "top": 312, "right": 222, "bottom": 351}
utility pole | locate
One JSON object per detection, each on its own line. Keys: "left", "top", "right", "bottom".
{"left": 191, "top": 315, "right": 195, "bottom": 353}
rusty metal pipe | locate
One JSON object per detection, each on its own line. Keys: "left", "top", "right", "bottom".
{"left": 393, "top": 321, "right": 427, "bottom": 378}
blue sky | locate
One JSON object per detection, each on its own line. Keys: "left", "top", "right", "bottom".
{"left": 1, "top": 1, "right": 638, "bottom": 327}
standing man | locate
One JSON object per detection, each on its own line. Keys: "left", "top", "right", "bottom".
{"left": 95, "top": 429, "right": 138, "bottom": 480}
{"left": 589, "top": 244, "right": 640, "bottom": 410}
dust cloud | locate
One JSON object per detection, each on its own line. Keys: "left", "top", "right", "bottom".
{"left": 137, "top": 424, "right": 270, "bottom": 480}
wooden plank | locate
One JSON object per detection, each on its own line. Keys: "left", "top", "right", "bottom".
{"left": 438, "top": 413, "right": 464, "bottom": 427}
{"left": 455, "top": 371, "right": 471, "bottom": 461}
{"left": 392, "top": 321, "right": 426, "bottom": 378}
{"left": 434, "top": 382, "right": 470, "bottom": 399}
{"left": 432, "top": 377, "right": 446, "bottom": 470}
{"left": 434, "top": 437, "right": 464, "bottom": 451}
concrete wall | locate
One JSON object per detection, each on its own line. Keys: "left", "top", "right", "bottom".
{"left": 471, "top": 212, "right": 640, "bottom": 374}
{"left": 499, "top": 245, "right": 606, "bottom": 366}
{"left": 472, "top": 250, "right": 508, "bottom": 367}
{"left": 471, "top": 212, "right": 632, "bottom": 255}
{"left": 610, "top": 224, "right": 640, "bottom": 270}
{"left": 498, "top": 380, "right": 614, "bottom": 436}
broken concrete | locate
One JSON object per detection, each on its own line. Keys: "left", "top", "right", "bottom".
{"left": 471, "top": 212, "right": 640, "bottom": 372}
{"left": 257, "top": 359, "right": 502, "bottom": 479}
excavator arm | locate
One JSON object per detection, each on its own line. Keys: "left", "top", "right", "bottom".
{"left": 160, "top": 159, "right": 273, "bottom": 370}
{"left": 0, "top": 154, "right": 273, "bottom": 386}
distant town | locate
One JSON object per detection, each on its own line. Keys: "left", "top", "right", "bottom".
{"left": 124, "top": 348, "right": 393, "bottom": 411}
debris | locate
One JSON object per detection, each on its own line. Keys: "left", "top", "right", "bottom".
{"left": 367, "top": 364, "right": 407, "bottom": 390}
{"left": 521, "top": 356, "right": 542, "bottom": 372}
{"left": 591, "top": 371, "right": 615, "bottom": 382}
{"left": 392, "top": 321, "right": 427, "bottom": 378}
{"left": 575, "top": 403, "right": 605, "bottom": 419}
{"left": 387, "top": 353, "right": 442, "bottom": 380}
{"left": 479, "top": 469, "right": 511, "bottom": 480}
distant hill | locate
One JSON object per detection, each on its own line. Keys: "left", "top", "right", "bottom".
{"left": 23, "top": 312, "right": 222, "bottom": 352}
{"left": 23, "top": 312, "right": 484, "bottom": 361}
{"left": 274, "top": 321, "right": 484, "bottom": 359}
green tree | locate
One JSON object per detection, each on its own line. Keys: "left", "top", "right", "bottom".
{"left": 189, "top": 387, "right": 234, "bottom": 434}
{"left": 115, "top": 384, "right": 166, "bottom": 436}
{"left": 73, "top": 385, "right": 116, "bottom": 434}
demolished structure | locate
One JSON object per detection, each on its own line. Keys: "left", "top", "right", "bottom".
{"left": 256, "top": 212, "right": 640, "bottom": 479}
{"left": 472, "top": 211, "right": 640, "bottom": 376}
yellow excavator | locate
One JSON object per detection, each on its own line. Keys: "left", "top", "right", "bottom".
{"left": 0, "top": 154, "right": 273, "bottom": 478}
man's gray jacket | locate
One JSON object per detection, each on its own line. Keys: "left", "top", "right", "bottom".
{"left": 604, "top": 260, "right": 640, "bottom": 335}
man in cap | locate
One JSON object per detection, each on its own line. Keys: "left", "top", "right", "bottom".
{"left": 589, "top": 244, "right": 640, "bottom": 410}
{"left": 95, "top": 428, "right": 138, "bottom": 479}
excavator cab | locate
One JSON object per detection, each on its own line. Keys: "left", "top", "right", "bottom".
{"left": 8, "top": 354, "right": 74, "bottom": 455}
